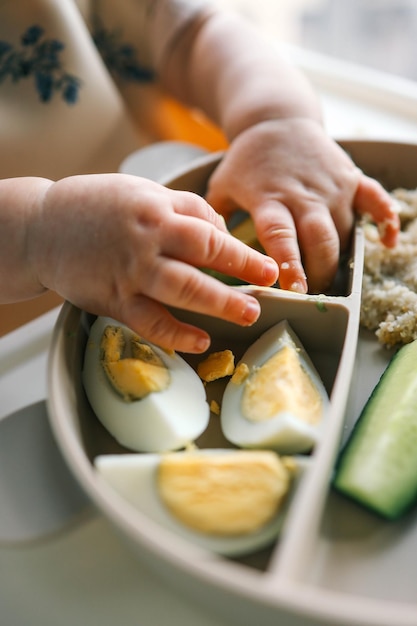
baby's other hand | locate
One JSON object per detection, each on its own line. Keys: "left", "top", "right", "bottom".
{"left": 206, "top": 118, "right": 399, "bottom": 293}
{"left": 31, "top": 173, "right": 278, "bottom": 353}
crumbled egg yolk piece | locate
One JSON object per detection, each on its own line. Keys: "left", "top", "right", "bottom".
{"left": 242, "top": 345, "right": 322, "bottom": 425}
{"left": 157, "top": 451, "right": 292, "bottom": 535}
{"left": 210, "top": 399, "right": 220, "bottom": 415}
{"left": 101, "top": 325, "right": 170, "bottom": 401}
{"left": 231, "top": 362, "right": 250, "bottom": 385}
{"left": 197, "top": 349, "right": 235, "bottom": 382}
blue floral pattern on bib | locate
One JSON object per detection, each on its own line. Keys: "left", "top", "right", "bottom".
{"left": 0, "top": 25, "right": 82, "bottom": 104}
{"left": 92, "top": 17, "right": 155, "bottom": 83}
{"left": 0, "top": 20, "right": 155, "bottom": 105}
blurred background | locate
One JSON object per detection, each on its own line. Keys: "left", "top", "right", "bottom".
{"left": 222, "top": 0, "right": 417, "bottom": 80}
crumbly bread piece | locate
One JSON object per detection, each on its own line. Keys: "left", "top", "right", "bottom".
{"left": 361, "top": 188, "right": 417, "bottom": 347}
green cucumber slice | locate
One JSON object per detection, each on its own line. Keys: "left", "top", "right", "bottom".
{"left": 333, "top": 338, "right": 417, "bottom": 520}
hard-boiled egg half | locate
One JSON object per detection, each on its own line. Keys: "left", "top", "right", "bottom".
{"left": 220, "top": 320, "right": 329, "bottom": 454}
{"left": 95, "top": 449, "right": 300, "bottom": 556}
{"left": 82, "top": 317, "right": 210, "bottom": 452}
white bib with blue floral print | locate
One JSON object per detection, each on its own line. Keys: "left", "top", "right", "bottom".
{"left": 0, "top": 0, "right": 210, "bottom": 179}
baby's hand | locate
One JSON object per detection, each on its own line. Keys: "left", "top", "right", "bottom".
{"left": 31, "top": 173, "right": 278, "bottom": 352}
{"left": 206, "top": 118, "right": 399, "bottom": 294}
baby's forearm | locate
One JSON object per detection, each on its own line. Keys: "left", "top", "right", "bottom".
{"left": 163, "top": 10, "right": 322, "bottom": 140}
{"left": 0, "top": 177, "right": 53, "bottom": 302}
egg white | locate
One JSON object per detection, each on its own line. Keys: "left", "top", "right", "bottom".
{"left": 220, "top": 320, "right": 329, "bottom": 454}
{"left": 94, "top": 450, "right": 302, "bottom": 557}
{"left": 82, "top": 316, "right": 210, "bottom": 452}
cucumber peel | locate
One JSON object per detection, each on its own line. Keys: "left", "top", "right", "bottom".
{"left": 333, "top": 338, "right": 417, "bottom": 520}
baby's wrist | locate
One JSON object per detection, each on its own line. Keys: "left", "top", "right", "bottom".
{"left": 227, "top": 117, "right": 324, "bottom": 149}
{"left": 25, "top": 177, "right": 55, "bottom": 294}
{"left": 227, "top": 113, "right": 323, "bottom": 143}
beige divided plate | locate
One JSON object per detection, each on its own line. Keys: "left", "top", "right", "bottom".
{"left": 47, "top": 141, "right": 417, "bottom": 626}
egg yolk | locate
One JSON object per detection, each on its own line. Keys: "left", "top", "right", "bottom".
{"left": 157, "top": 451, "right": 293, "bottom": 535}
{"left": 231, "top": 362, "right": 250, "bottom": 384}
{"left": 241, "top": 345, "right": 322, "bottom": 425}
{"left": 197, "top": 349, "right": 235, "bottom": 382}
{"left": 100, "top": 325, "right": 170, "bottom": 401}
